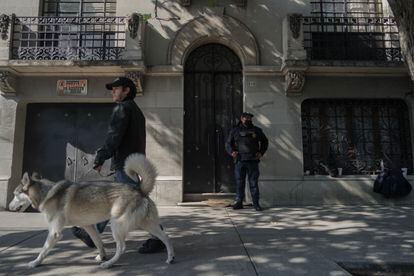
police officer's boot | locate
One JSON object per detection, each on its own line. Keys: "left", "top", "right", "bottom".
{"left": 232, "top": 201, "right": 243, "bottom": 210}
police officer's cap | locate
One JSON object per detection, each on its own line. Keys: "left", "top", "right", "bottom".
{"left": 241, "top": 112, "right": 254, "bottom": 118}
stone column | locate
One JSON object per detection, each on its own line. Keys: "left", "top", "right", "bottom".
{"left": 125, "top": 71, "right": 144, "bottom": 96}
{"left": 282, "top": 14, "right": 306, "bottom": 61}
{"left": 123, "top": 12, "right": 145, "bottom": 60}
{"left": 282, "top": 14, "right": 308, "bottom": 96}
{"left": 0, "top": 14, "right": 13, "bottom": 60}
{"left": 0, "top": 71, "right": 18, "bottom": 209}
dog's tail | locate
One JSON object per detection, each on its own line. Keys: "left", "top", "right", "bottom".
{"left": 124, "top": 153, "right": 157, "bottom": 195}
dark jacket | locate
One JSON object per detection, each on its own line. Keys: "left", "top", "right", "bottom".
{"left": 225, "top": 123, "right": 268, "bottom": 161}
{"left": 94, "top": 99, "right": 146, "bottom": 170}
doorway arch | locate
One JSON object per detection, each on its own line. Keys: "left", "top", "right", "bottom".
{"left": 184, "top": 43, "right": 243, "bottom": 194}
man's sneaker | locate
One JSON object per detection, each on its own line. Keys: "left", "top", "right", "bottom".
{"left": 232, "top": 201, "right": 243, "bottom": 210}
{"left": 71, "top": 226, "right": 96, "bottom": 248}
{"left": 138, "top": 238, "right": 166, "bottom": 254}
{"left": 254, "top": 204, "right": 263, "bottom": 211}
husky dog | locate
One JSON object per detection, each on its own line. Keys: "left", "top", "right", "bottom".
{"left": 8, "top": 153, "right": 175, "bottom": 268}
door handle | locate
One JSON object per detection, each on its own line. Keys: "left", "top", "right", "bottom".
{"left": 82, "top": 156, "right": 89, "bottom": 166}
{"left": 216, "top": 129, "right": 222, "bottom": 156}
{"left": 66, "top": 157, "right": 73, "bottom": 166}
{"left": 207, "top": 135, "right": 210, "bottom": 156}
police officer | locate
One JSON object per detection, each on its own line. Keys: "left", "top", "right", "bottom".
{"left": 225, "top": 112, "right": 268, "bottom": 211}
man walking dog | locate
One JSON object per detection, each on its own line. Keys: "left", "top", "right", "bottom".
{"left": 72, "top": 77, "right": 165, "bottom": 254}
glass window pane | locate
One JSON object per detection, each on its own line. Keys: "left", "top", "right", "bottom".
{"left": 311, "top": 0, "right": 383, "bottom": 17}
{"left": 43, "top": 0, "right": 117, "bottom": 17}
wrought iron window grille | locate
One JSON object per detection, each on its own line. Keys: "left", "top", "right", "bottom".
{"left": 11, "top": 16, "right": 126, "bottom": 61}
{"left": 301, "top": 99, "right": 413, "bottom": 176}
{"left": 310, "top": 0, "right": 383, "bottom": 18}
{"left": 303, "top": 16, "right": 402, "bottom": 62}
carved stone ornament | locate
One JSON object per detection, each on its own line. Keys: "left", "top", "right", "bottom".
{"left": 181, "top": 0, "right": 191, "bottom": 6}
{"left": 126, "top": 71, "right": 144, "bottom": 96}
{"left": 0, "top": 14, "right": 10, "bottom": 40}
{"left": 285, "top": 71, "right": 305, "bottom": 95}
{"left": 0, "top": 71, "right": 17, "bottom": 95}
{"left": 127, "top": 13, "right": 140, "bottom": 39}
{"left": 289, "top": 14, "right": 302, "bottom": 39}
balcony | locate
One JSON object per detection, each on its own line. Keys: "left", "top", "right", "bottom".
{"left": 282, "top": 14, "right": 406, "bottom": 96}
{"left": 302, "top": 16, "right": 403, "bottom": 65}
{"left": 11, "top": 16, "right": 126, "bottom": 61}
{"left": 0, "top": 14, "right": 145, "bottom": 81}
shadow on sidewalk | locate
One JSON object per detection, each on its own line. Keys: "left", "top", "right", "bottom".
{"left": 1, "top": 206, "right": 414, "bottom": 275}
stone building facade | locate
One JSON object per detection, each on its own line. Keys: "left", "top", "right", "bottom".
{"left": 0, "top": 0, "right": 413, "bottom": 209}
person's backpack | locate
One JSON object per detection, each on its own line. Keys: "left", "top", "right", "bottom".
{"left": 373, "top": 168, "right": 412, "bottom": 198}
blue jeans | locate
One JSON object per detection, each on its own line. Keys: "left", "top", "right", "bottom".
{"left": 234, "top": 160, "right": 260, "bottom": 205}
{"left": 96, "top": 169, "right": 140, "bottom": 233}
{"left": 115, "top": 169, "right": 140, "bottom": 186}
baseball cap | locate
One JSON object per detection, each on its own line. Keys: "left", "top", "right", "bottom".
{"left": 105, "top": 77, "right": 137, "bottom": 98}
{"left": 241, "top": 112, "right": 254, "bottom": 118}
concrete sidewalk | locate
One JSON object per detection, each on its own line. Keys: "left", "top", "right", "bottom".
{"left": 1, "top": 205, "right": 414, "bottom": 275}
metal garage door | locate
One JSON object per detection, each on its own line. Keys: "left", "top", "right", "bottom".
{"left": 23, "top": 103, "right": 114, "bottom": 182}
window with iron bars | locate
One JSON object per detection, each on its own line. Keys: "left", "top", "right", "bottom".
{"left": 301, "top": 99, "right": 413, "bottom": 175}
{"left": 311, "top": 0, "right": 383, "bottom": 17}
{"left": 35, "top": 0, "right": 121, "bottom": 59}
{"left": 305, "top": 0, "right": 401, "bottom": 61}
{"left": 42, "top": 0, "right": 116, "bottom": 17}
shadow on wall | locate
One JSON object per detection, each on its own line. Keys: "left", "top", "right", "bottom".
{"left": 0, "top": 96, "right": 18, "bottom": 144}
{"left": 144, "top": 1, "right": 308, "bottom": 177}
{"left": 245, "top": 79, "right": 303, "bottom": 176}
{"left": 145, "top": 0, "right": 308, "bottom": 66}
{"left": 146, "top": 120, "right": 183, "bottom": 170}
{"left": 18, "top": 0, "right": 310, "bottom": 182}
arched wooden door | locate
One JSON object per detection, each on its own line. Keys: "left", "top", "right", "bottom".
{"left": 184, "top": 43, "right": 243, "bottom": 194}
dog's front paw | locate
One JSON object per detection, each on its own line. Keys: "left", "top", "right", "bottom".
{"left": 100, "top": 261, "right": 113, "bottom": 269}
{"left": 166, "top": 256, "right": 175, "bottom": 264}
{"left": 27, "top": 260, "right": 40, "bottom": 268}
{"left": 95, "top": 254, "right": 107, "bottom": 263}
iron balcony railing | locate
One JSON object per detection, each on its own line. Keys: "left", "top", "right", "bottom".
{"left": 303, "top": 16, "right": 402, "bottom": 62}
{"left": 12, "top": 16, "right": 126, "bottom": 61}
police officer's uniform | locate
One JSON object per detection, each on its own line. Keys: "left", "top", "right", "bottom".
{"left": 225, "top": 113, "right": 268, "bottom": 210}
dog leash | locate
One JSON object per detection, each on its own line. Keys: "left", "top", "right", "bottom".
{"left": 98, "top": 170, "right": 116, "bottom": 178}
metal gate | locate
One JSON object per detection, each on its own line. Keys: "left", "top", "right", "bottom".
{"left": 184, "top": 43, "right": 243, "bottom": 193}
{"left": 23, "top": 103, "right": 114, "bottom": 182}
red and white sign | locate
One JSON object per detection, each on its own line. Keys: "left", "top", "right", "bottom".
{"left": 57, "top": 80, "right": 88, "bottom": 95}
